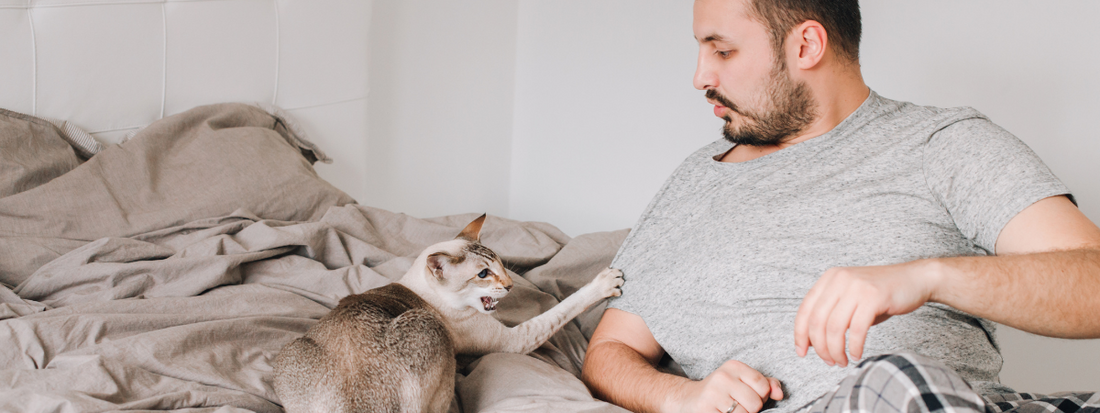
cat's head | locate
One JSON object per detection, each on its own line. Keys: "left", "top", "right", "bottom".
{"left": 423, "top": 214, "right": 513, "bottom": 314}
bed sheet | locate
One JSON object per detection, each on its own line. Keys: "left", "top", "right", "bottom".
{"left": 0, "top": 104, "right": 629, "bottom": 413}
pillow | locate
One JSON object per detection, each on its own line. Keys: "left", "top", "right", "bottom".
{"left": 0, "top": 109, "right": 84, "bottom": 198}
{"left": 41, "top": 117, "right": 105, "bottom": 159}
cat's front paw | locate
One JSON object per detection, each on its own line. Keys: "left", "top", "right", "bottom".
{"left": 591, "top": 267, "right": 624, "bottom": 298}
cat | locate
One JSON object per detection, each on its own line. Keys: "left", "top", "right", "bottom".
{"left": 272, "top": 214, "right": 625, "bottom": 413}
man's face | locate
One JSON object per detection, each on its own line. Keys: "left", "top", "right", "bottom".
{"left": 693, "top": 0, "right": 817, "bottom": 147}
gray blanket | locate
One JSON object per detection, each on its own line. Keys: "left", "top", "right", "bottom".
{"left": 0, "top": 104, "right": 629, "bottom": 413}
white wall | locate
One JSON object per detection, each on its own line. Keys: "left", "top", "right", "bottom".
{"left": 365, "top": 0, "right": 723, "bottom": 235}
{"left": 365, "top": 0, "right": 1099, "bottom": 394}
{"left": 366, "top": 0, "right": 518, "bottom": 219}
{"left": 508, "top": 1, "right": 721, "bottom": 236}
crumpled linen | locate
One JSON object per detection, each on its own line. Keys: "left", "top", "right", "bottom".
{"left": 0, "top": 103, "right": 629, "bottom": 413}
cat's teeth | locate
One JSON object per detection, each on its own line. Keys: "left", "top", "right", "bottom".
{"left": 481, "top": 296, "right": 496, "bottom": 311}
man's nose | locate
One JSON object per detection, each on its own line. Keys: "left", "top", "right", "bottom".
{"left": 693, "top": 51, "right": 717, "bottom": 90}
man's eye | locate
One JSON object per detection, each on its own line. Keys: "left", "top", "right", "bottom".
{"left": 478, "top": 269, "right": 489, "bottom": 278}
{"left": 716, "top": 50, "right": 731, "bottom": 58}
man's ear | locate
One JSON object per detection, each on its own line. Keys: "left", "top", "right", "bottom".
{"left": 426, "top": 252, "right": 461, "bottom": 281}
{"left": 790, "top": 20, "right": 828, "bottom": 70}
{"left": 456, "top": 213, "right": 487, "bottom": 242}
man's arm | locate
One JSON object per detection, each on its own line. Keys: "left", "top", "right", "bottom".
{"left": 934, "top": 195, "right": 1100, "bottom": 337}
{"left": 793, "top": 195, "right": 1100, "bottom": 367}
{"left": 584, "top": 308, "right": 783, "bottom": 413}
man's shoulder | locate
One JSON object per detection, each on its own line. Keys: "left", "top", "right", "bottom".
{"left": 867, "top": 92, "right": 989, "bottom": 133}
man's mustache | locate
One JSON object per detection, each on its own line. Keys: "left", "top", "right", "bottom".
{"left": 705, "top": 89, "right": 741, "bottom": 117}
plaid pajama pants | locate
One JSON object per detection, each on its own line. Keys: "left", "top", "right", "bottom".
{"left": 800, "top": 352, "right": 1099, "bottom": 413}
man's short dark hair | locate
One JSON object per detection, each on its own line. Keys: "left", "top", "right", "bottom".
{"left": 748, "top": 0, "right": 862, "bottom": 64}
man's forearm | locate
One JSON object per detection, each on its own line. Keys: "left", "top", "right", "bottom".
{"left": 929, "top": 247, "right": 1100, "bottom": 338}
{"left": 582, "top": 340, "right": 689, "bottom": 413}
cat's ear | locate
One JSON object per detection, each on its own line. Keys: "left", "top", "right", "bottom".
{"left": 426, "top": 252, "right": 461, "bottom": 280}
{"left": 456, "top": 213, "right": 487, "bottom": 242}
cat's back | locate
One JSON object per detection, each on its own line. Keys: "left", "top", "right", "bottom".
{"left": 273, "top": 283, "right": 456, "bottom": 413}
{"left": 319, "top": 283, "right": 454, "bottom": 367}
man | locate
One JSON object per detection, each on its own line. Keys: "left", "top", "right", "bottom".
{"left": 581, "top": 1, "right": 1100, "bottom": 413}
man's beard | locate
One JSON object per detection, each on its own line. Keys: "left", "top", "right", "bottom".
{"left": 707, "top": 65, "right": 817, "bottom": 147}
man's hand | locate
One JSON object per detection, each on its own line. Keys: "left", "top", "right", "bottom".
{"left": 665, "top": 360, "right": 784, "bottom": 413}
{"left": 585, "top": 309, "right": 784, "bottom": 413}
{"left": 793, "top": 261, "right": 941, "bottom": 367}
{"left": 794, "top": 196, "right": 1100, "bottom": 367}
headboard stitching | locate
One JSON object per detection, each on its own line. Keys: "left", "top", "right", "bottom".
{"left": 159, "top": 1, "right": 166, "bottom": 119}
{"left": 28, "top": 7, "right": 37, "bottom": 116}
{"left": 271, "top": 0, "right": 279, "bottom": 105}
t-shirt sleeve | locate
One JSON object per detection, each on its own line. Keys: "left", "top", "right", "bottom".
{"left": 923, "top": 116, "right": 1073, "bottom": 254}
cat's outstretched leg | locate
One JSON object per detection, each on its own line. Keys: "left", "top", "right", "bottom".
{"left": 498, "top": 268, "right": 624, "bottom": 354}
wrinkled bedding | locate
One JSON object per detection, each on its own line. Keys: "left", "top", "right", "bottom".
{"left": 0, "top": 104, "right": 630, "bottom": 412}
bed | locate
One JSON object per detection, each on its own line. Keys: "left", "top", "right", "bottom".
{"left": 0, "top": 103, "right": 632, "bottom": 412}
{"left": 0, "top": 1, "right": 631, "bottom": 412}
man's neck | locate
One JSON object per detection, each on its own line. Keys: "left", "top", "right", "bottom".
{"left": 721, "top": 75, "right": 870, "bottom": 163}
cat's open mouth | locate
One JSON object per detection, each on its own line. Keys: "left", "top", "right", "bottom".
{"left": 480, "top": 296, "right": 498, "bottom": 311}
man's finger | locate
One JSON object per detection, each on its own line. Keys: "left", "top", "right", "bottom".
{"left": 738, "top": 372, "right": 771, "bottom": 400}
{"left": 825, "top": 298, "right": 859, "bottom": 367}
{"left": 793, "top": 279, "right": 825, "bottom": 357}
{"left": 847, "top": 305, "right": 878, "bottom": 361}
{"left": 725, "top": 383, "right": 766, "bottom": 413}
{"left": 768, "top": 377, "right": 784, "bottom": 401}
{"left": 796, "top": 270, "right": 839, "bottom": 358}
{"left": 807, "top": 278, "right": 848, "bottom": 366}
{"left": 720, "top": 361, "right": 770, "bottom": 399}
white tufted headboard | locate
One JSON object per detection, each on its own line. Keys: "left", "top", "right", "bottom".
{"left": 0, "top": 0, "right": 371, "bottom": 201}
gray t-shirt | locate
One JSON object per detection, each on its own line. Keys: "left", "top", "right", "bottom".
{"left": 608, "top": 91, "right": 1072, "bottom": 413}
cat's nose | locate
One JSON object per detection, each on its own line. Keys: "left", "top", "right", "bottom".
{"left": 503, "top": 283, "right": 513, "bottom": 291}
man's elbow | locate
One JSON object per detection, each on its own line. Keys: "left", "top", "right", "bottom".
{"left": 581, "top": 338, "right": 616, "bottom": 394}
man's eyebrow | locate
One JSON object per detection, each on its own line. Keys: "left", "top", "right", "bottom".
{"left": 696, "top": 34, "right": 728, "bottom": 43}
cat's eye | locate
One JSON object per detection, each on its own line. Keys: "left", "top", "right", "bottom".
{"left": 477, "top": 269, "right": 489, "bottom": 279}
